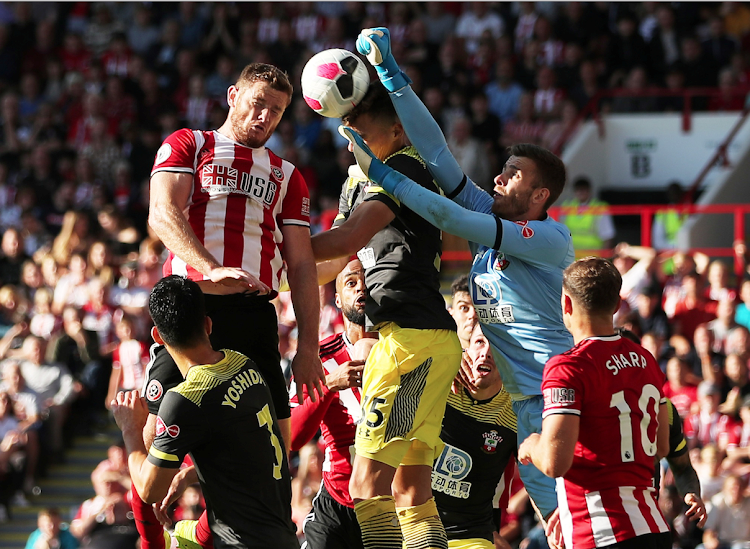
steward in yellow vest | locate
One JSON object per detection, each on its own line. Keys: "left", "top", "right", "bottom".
{"left": 561, "top": 178, "right": 615, "bottom": 257}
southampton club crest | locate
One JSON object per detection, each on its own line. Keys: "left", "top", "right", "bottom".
{"left": 482, "top": 430, "right": 502, "bottom": 454}
{"left": 493, "top": 253, "right": 510, "bottom": 272}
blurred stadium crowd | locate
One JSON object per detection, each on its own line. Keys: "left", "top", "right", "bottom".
{"left": 0, "top": 2, "right": 750, "bottom": 548}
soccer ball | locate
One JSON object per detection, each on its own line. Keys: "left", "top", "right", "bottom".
{"left": 301, "top": 49, "right": 370, "bottom": 118}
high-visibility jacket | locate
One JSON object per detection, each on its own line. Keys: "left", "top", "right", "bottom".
{"left": 654, "top": 209, "right": 687, "bottom": 247}
{"left": 561, "top": 198, "right": 609, "bottom": 253}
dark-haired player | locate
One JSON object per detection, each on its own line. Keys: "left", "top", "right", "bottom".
{"left": 289, "top": 259, "right": 374, "bottom": 549}
{"left": 519, "top": 257, "right": 671, "bottom": 549}
{"left": 449, "top": 274, "right": 478, "bottom": 351}
{"left": 435, "top": 322, "right": 517, "bottom": 549}
{"left": 311, "top": 84, "right": 461, "bottom": 549}
{"left": 347, "top": 29, "right": 575, "bottom": 534}
{"left": 112, "top": 275, "right": 298, "bottom": 549}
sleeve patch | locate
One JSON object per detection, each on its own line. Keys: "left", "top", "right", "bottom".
{"left": 155, "top": 143, "right": 172, "bottom": 165}
{"left": 145, "top": 380, "right": 164, "bottom": 402}
{"left": 543, "top": 387, "right": 577, "bottom": 408}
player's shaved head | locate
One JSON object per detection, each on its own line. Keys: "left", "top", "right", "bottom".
{"left": 563, "top": 257, "right": 622, "bottom": 316}
{"left": 149, "top": 275, "right": 208, "bottom": 349}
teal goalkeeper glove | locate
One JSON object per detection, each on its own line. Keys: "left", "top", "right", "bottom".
{"left": 337, "top": 126, "right": 406, "bottom": 196}
{"left": 356, "top": 27, "right": 411, "bottom": 93}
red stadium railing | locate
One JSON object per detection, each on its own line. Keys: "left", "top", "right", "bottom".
{"left": 441, "top": 203, "right": 750, "bottom": 279}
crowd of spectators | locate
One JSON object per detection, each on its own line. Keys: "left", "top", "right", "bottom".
{"left": 0, "top": 1, "right": 748, "bottom": 547}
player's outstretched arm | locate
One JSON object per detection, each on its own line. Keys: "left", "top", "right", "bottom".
{"left": 339, "top": 126, "right": 500, "bottom": 248}
{"left": 357, "top": 27, "right": 469, "bottom": 201}
{"left": 112, "top": 391, "right": 178, "bottom": 504}
{"left": 282, "top": 225, "right": 327, "bottom": 404}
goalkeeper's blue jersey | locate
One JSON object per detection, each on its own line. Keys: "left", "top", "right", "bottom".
{"left": 468, "top": 211, "right": 575, "bottom": 399}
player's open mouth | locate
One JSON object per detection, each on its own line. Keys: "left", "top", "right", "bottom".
{"left": 355, "top": 295, "right": 366, "bottom": 306}
{"left": 476, "top": 364, "right": 492, "bottom": 374}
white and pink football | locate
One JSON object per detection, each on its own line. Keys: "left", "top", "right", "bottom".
{"left": 301, "top": 49, "right": 370, "bottom": 118}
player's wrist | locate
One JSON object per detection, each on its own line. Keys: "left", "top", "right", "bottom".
{"left": 376, "top": 67, "right": 411, "bottom": 94}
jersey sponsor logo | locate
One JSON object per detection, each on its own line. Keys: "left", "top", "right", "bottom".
{"left": 432, "top": 443, "right": 473, "bottom": 499}
{"left": 493, "top": 253, "right": 510, "bottom": 271}
{"left": 155, "top": 416, "right": 180, "bottom": 438}
{"left": 221, "top": 368, "right": 266, "bottom": 409}
{"left": 472, "top": 273, "right": 515, "bottom": 324}
{"left": 301, "top": 196, "right": 310, "bottom": 216}
{"left": 155, "top": 144, "right": 172, "bottom": 165}
{"left": 482, "top": 430, "right": 503, "bottom": 454}
{"left": 544, "top": 387, "right": 576, "bottom": 407}
{"left": 605, "top": 352, "right": 648, "bottom": 375}
{"left": 200, "top": 164, "right": 278, "bottom": 206}
{"left": 145, "top": 380, "right": 163, "bottom": 402}
{"left": 513, "top": 220, "right": 534, "bottom": 238}
{"left": 434, "top": 443, "right": 472, "bottom": 479}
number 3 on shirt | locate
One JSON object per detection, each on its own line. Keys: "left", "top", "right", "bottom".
{"left": 257, "top": 404, "right": 283, "bottom": 480}
{"left": 609, "top": 384, "right": 661, "bottom": 462}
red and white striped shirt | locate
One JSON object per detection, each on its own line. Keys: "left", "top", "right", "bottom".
{"left": 151, "top": 129, "right": 311, "bottom": 292}
{"left": 543, "top": 335, "right": 670, "bottom": 549}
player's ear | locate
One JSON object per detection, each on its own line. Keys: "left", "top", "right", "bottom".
{"left": 151, "top": 326, "right": 164, "bottom": 345}
{"left": 562, "top": 293, "right": 573, "bottom": 316}
{"left": 227, "top": 85, "right": 239, "bottom": 109}
{"left": 334, "top": 293, "right": 342, "bottom": 309}
{"left": 532, "top": 186, "right": 550, "bottom": 206}
{"left": 393, "top": 122, "right": 404, "bottom": 140}
{"left": 205, "top": 316, "right": 213, "bottom": 336}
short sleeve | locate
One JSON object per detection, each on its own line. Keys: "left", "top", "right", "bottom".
{"left": 542, "top": 355, "right": 586, "bottom": 418}
{"left": 278, "top": 167, "right": 311, "bottom": 229}
{"left": 142, "top": 345, "right": 185, "bottom": 415}
{"left": 151, "top": 129, "right": 198, "bottom": 176}
{"left": 147, "top": 392, "right": 205, "bottom": 469}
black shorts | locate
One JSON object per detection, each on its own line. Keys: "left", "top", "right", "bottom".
{"left": 302, "top": 484, "right": 363, "bottom": 549}
{"left": 204, "top": 293, "right": 289, "bottom": 419}
{"left": 601, "top": 532, "right": 672, "bottom": 549}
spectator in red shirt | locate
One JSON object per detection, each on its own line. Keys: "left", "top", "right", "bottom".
{"left": 58, "top": 32, "right": 91, "bottom": 74}
{"left": 672, "top": 270, "right": 716, "bottom": 341}
{"left": 663, "top": 356, "right": 699, "bottom": 419}
{"left": 720, "top": 353, "right": 750, "bottom": 418}
{"left": 684, "top": 381, "right": 739, "bottom": 454}
{"left": 100, "top": 32, "right": 132, "bottom": 78}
